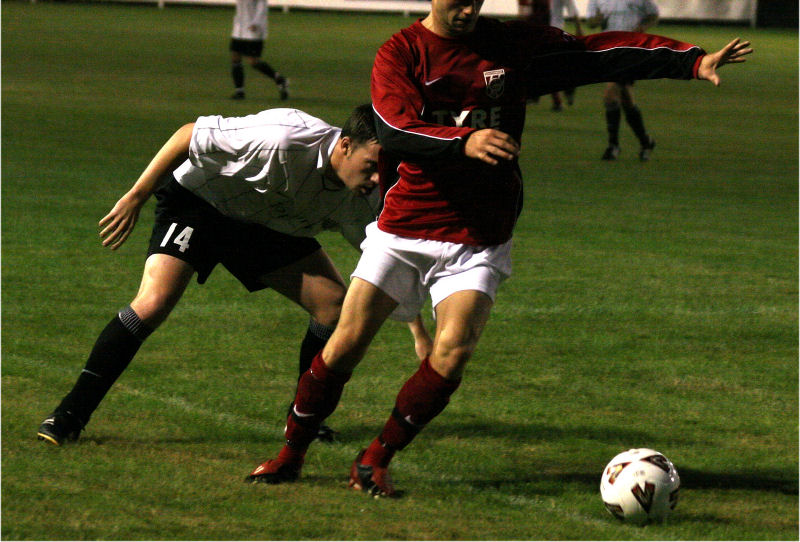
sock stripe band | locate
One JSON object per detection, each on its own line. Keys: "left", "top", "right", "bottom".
{"left": 118, "top": 306, "right": 153, "bottom": 342}
{"left": 307, "top": 318, "right": 335, "bottom": 341}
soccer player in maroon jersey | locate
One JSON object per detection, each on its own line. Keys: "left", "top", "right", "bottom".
{"left": 245, "top": 0, "right": 751, "bottom": 497}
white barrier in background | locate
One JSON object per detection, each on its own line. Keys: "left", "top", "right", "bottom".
{"left": 153, "top": 0, "right": 758, "bottom": 25}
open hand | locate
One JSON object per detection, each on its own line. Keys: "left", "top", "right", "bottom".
{"left": 697, "top": 38, "right": 753, "bottom": 86}
{"left": 98, "top": 193, "right": 145, "bottom": 250}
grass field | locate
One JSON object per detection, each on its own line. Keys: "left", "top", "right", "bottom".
{"left": 2, "top": 1, "right": 797, "bottom": 539}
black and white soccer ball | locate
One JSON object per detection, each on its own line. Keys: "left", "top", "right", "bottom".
{"left": 600, "top": 448, "right": 680, "bottom": 525}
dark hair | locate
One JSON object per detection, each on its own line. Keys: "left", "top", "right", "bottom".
{"left": 341, "top": 103, "right": 378, "bottom": 145}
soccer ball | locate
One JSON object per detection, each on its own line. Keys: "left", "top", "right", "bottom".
{"left": 600, "top": 448, "right": 680, "bottom": 525}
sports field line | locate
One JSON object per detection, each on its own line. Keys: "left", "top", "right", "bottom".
{"left": 9, "top": 354, "right": 275, "bottom": 435}
{"left": 510, "top": 303, "right": 783, "bottom": 317}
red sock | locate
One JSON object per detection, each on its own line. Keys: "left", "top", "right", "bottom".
{"left": 284, "top": 351, "right": 351, "bottom": 454}
{"left": 362, "top": 437, "right": 395, "bottom": 468}
{"left": 276, "top": 442, "right": 305, "bottom": 466}
{"left": 362, "top": 358, "right": 460, "bottom": 466}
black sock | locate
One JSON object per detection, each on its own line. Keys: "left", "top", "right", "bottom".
{"left": 605, "top": 104, "right": 621, "bottom": 146}
{"left": 232, "top": 62, "right": 244, "bottom": 89}
{"left": 297, "top": 319, "right": 334, "bottom": 377}
{"left": 623, "top": 104, "right": 649, "bottom": 146}
{"left": 252, "top": 60, "right": 277, "bottom": 81}
{"left": 56, "top": 307, "right": 152, "bottom": 426}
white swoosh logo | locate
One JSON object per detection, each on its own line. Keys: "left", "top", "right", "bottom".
{"left": 292, "top": 405, "right": 315, "bottom": 418}
{"left": 424, "top": 77, "right": 443, "bottom": 86}
{"left": 404, "top": 415, "right": 423, "bottom": 427}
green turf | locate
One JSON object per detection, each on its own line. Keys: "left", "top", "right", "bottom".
{"left": 2, "top": 2, "right": 797, "bottom": 539}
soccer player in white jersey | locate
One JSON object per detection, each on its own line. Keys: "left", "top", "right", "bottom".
{"left": 587, "top": 0, "right": 660, "bottom": 160}
{"left": 230, "top": 0, "right": 289, "bottom": 100}
{"left": 37, "top": 104, "right": 433, "bottom": 447}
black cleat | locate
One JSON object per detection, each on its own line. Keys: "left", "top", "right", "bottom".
{"left": 316, "top": 424, "right": 338, "bottom": 443}
{"left": 639, "top": 137, "right": 656, "bottom": 161}
{"left": 601, "top": 144, "right": 620, "bottom": 161}
{"left": 230, "top": 90, "right": 245, "bottom": 100}
{"left": 37, "top": 411, "right": 83, "bottom": 446}
{"left": 348, "top": 449, "right": 399, "bottom": 498}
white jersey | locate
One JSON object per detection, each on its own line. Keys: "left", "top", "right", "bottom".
{"left": 586, "top": 0, "right": 659, "bottom": 31}
{"left": 550, "top": 0, "right": 580, "bottom": 30}
{"left": 231, "top": 0, "right": 268, "bottom": 41}
{"left": 173, "top": 108, "right": 381, "bottom": 249}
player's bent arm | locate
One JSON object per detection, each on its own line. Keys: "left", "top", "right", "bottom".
{"left": 371, "top": 42, "right": 473, "bottom": 162}
{"left": 126, "top": 123, "right": 195, "bottom": 203}
{"left": 463, "top": 129, "right": 520, "bottom": 166}
{"left": 99, "top": 123, "right": 194, "bottom": 250}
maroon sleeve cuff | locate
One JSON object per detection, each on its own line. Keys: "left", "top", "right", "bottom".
{"left": 692, "top": 54, "right": 705, "bottom": 79}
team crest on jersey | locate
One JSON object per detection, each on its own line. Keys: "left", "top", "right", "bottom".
{"left": 483, "top": 69, "right": 506, "bottom": 99}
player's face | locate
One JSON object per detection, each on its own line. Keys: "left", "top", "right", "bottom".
{"left": 337, "top": 139, "right": 381, "bottom": 196}
{"left": 432, "top": 0, "right": 484, "bottom": 37}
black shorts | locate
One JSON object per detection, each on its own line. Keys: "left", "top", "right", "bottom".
{"left": 230, "top": 38, "right": 264, "bottom": 57}
{"left": 148, "top": 181, "right": 321, "bottom": 292}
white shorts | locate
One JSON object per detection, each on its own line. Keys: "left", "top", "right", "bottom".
{"left": 351, "top": 222, "right": 512, "bottom": 322}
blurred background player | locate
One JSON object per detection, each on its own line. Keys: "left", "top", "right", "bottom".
{"left": 230, "top": 0, "right": 289, "bottom": 100}
{"left": 37, "top": 104, "right": 433, "bottom": 447}
{"left": 518, "top": 0, "right": 550, "bottom": 24}
{"left": 549, "top": 0, "right": 583, "bottom": 110}
{"left": 587, "top": 0, "right": 660, "bottom": 160}
{"left": 518, "top": 0, "right": 583, "bottom": 111}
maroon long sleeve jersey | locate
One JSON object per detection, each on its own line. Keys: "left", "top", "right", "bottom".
{"left": 371, "top": 18, "right": 705, "bottom": 246}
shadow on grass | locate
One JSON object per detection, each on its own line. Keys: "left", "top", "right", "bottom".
{"left": 333, "top": 418, "right": 655, "bottom": 448}
{"left": 678, "top": 467, "right": 798, "bottom": 495}
{"left": 77, "top": 421, "right": 798, "bottom": 496}
{"left": 460, "top": 467, "right": 797, "bottom": 496}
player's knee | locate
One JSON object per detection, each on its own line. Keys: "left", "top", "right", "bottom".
{"left": 322, "top": 326, "right": 370, "bottom": 371}
{"left": 307, "top": 291, "right": 345, "bottom": 328}
{"left": 431, "top": 341, "right": 474, "bottom": 377}
{"left": 310, "top": 306, "right": 341, "bottom": 329}
{"left": 130, "top": 292, "right": 180, "bottom": 328}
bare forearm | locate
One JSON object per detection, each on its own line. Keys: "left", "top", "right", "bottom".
{"left": 127, "top": 123, "right": 194, "bottom": 202}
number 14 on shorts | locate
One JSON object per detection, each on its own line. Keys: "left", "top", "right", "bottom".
{"left": 160, "top": 222, "right": 194, "bottom": 253}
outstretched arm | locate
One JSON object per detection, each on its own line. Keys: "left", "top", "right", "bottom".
{"left": 99, "top": 123, "right": 194, "bottom": 250}
{"left": 696, "top": 38, "right": 753, "bottom": 86}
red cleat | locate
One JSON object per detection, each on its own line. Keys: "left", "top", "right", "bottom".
{"left": 244, "top": 458, "right": 302, "bottom": 484}
{"left": 348, "top": 450, "right": 399, "bottom": 498}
